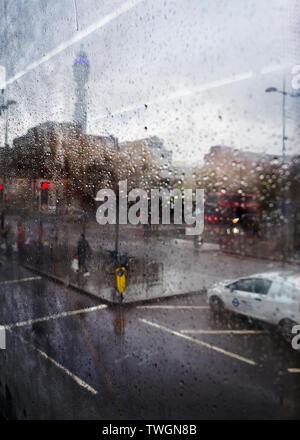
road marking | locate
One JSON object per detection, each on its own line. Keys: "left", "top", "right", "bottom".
{"left": 0, "top": 276, "right": 42, "bottom": 286}
{"left": 136, "top": 305, "right": 209, "bottom": 310}
{"left": 181, "top": 329, "right": 266, "bottom": 335}
{"left": 140, "top": 319, "right": 257, "bottom": 366}
{"left": 5, "top": 304, "right": 107, "bottom": 329}
{"left": 114, "top": 354, "right": 131, "bottom": 364}
{"left": 169, "top": 239, "right": 220, "bottom": 251}
{"left": 8, "top": 329, "right": 98, "bottom": 395}
{"left": 287, "top": 368, "right": 300, "bottom": 373}
{"left": 0, "top": 326, "right": 5, "bottom": 349}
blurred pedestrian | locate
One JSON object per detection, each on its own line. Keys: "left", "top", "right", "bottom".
{"left": 4, "top": 222, "right": 13, "bottom": 256}
{"left": 253, "top": 219, "right": 260, "bottom": 238}
{"left": 77, "top": 233, "right": 92, "bottom": 276}
{"left": 0, "top": 211, "right": 5, "bottom": 230}
{"left": 17, "top": 225, "right": 26, "bottom": 262}
{"left": 235, "top": 204, "right": 245, "bottom": 228}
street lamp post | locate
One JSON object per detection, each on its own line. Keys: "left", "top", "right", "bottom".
{"left": 0, "top": 98, "right": 17, "bottom": 211}
{"left": 265, "top": 78, "right": 300, "bottom": 261}
{"left": 4, "top": 99, "right": 17, "bottom": 147}
{"left": 112, "top": 136, "right": 120, "bottom": 259}
{"left": 265, "top": 80, "right": 300, "bottom": 156}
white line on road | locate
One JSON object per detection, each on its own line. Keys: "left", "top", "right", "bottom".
{"left": 0, "top": 325, "right": 5, "bottom": 349}
{"left": 0, "top": 276, "right": 42, "bottom": 285}
{"left": 140, "top": 319, "right": 257, "bottom": 366}
{"left": 181, "top": 330, "right": 266, "bottom": 335}
{"left": 5, "top": 304, "right": 107, "bottom": 329}
{"left": 287, "top": 368, "right": 300, "bottom": 373}
{"left": 35, "top": 346, "right": 98, "bottom": 394}
{"left": 8, "top": 329, "right": 98, "bottom": 395}
{"left": 170, "top": 239, "right": 220, "bottom": 251}
{"left": 136, "top": 305, "right": 209, "bottom": 310}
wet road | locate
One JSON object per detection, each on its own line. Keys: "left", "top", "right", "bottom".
{"left": 0, "top": 247, "right": 299, "bottom": 419}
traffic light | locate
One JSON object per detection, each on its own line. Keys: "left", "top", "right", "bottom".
{"left": 40, "top": 181, "right": 49, "bottom": 208}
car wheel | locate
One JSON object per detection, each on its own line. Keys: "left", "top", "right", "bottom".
{"left": 209, "top": 296, "right": 224, "bottom": 314}
{"left": 279, "top": 319, "right": 296, "bottom": 344}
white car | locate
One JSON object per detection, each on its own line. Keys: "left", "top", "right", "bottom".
{"left": 207, "top": 271, "right": 300, "bottom": 342}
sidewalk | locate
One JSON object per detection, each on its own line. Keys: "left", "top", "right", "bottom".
{"left": 5, "top": 214, "right": 299, "bottom": 265}
{"left": 22, "top": 237, "right": 206, "bottom": 304}
{"left": 220, "top": 234, "right": 299, "bottom": 265}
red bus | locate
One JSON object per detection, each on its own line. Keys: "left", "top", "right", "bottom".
{"left": 205, "top": 192, "right": 262, "bottom": 224}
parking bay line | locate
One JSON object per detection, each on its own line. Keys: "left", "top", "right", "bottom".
{"left": 5, "top": 304, "right": 107, "bottom": 330}
{"left": 140, "top": 318, "right": 257, "bottom": 366}
{"left": 136, "top": 306, "right": 209, "bottom": 310}
{"left": 181, "top": 330, "right": 267, "bottom": 335}
{"left": 7, "top": 329, "right": 98, "bottom": 395}
{"left": 0, "top": 276, "right": 42, "bottom": 286}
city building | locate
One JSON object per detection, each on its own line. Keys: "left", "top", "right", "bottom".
{"left": 11, "top": 122, "right": 115, "bottom": 212}
{"left": 203, "top": 145, "right": 284, "bottom": 168}
{"left": 120, "top": 136, "right": 172, "bottom": 179}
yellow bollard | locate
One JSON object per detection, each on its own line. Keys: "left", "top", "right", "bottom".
{"left": 115, "top": 266, "right": 126, "bottom": 295}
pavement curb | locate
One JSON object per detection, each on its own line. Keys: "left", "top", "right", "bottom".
{"left": 23, "top": 264, "right": 206, "bottom": 305}
{"left": 220, "top": 249, "right": 300, "bottom": 266}
{"left": 23, "top": 264, "right": 112, "bottom": 305}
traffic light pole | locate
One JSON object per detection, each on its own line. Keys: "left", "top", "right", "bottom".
{"left": 114, "top": 137, "right": 119, "bottom": 258}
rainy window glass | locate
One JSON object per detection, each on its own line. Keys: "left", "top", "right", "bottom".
{"left": 0, "top": 0, "right": 299, "bottom": 424}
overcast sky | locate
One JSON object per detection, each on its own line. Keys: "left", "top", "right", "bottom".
{"left": 0, "top": 0, "right": 299, "bottom": 165}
